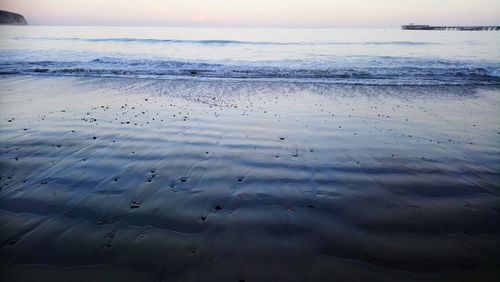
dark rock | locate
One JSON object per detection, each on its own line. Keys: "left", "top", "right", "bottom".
{"left": 0, "top": 10, "right": 28, "bottom": 25}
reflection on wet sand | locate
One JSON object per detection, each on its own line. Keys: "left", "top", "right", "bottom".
{"left": 1, "top": 76, "right": 499, "bottom": 281}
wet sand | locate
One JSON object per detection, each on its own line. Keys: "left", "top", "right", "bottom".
{"left": 0, "top": 76, "right": 499, "bottom": 281}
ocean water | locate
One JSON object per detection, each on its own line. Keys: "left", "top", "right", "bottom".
{"left": 1, "top": 27, "right": 500, "bottom": 281}
{"left": 0, "top": 26, "right": 499, "bottom": 85}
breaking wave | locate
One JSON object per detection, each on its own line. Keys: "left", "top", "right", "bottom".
{"left": 1, "top": 51, "right": 499, "bottom": 85}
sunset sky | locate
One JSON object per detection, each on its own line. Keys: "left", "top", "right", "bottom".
{"left": 1, "top": 0, "right": 499, "bottom": 27}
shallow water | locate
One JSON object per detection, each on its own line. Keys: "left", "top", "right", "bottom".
{"left": 0, "top": 76, "right": 499, "bottom": 281}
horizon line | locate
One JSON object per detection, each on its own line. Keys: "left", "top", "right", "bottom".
{"left": 7, "top": 23, "right": 500, "bottom": 29}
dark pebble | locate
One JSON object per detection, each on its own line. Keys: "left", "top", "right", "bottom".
{"left": 6, "top": 239, "right": 17, "bottom": 245}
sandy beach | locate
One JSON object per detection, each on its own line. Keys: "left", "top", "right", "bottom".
{"left": 0, "top": 75, "right": 499, "bottom": 281}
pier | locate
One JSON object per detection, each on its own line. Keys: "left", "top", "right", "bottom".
{"left": 401, "top": 24, "right": 500, "bottom": 31}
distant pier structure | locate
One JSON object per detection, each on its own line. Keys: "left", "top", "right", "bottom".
{"left": 402, "top": 23, "right": 500, "bottom": 31}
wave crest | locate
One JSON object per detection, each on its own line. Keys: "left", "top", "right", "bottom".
{"left": 1, "top": 55, "right": 499, "bottom": 86}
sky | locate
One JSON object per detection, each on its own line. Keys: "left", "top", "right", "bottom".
{"left": 1, "top": 0, "right": 499, "bottom": 27}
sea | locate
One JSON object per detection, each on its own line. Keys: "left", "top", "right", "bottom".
{"left": 0, "top": 26, "right": 499, "bottom": 85}
{"left": 1, "top": 26, "right": 499, "bottom": 281}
